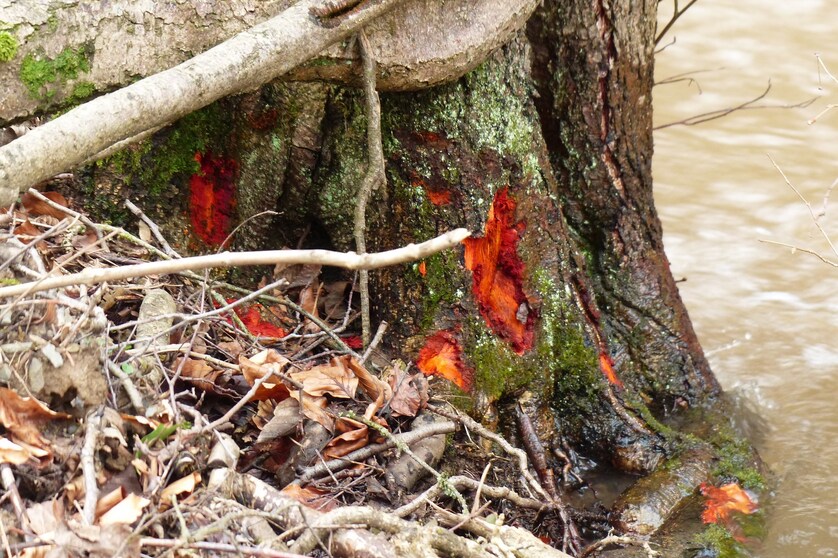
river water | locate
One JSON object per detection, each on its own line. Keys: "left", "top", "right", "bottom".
{"left": 653, "top": 0, "right": 838, "bottom": 555}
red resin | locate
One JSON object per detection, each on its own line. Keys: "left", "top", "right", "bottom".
{"left": 189, "top": 152, "right": 238, "bottom": 247}
{"left": 463, "top": 187, "right": 534, "bottom": 354}
{"left": 417, "top": 330, "right": 473, "bottom": 392}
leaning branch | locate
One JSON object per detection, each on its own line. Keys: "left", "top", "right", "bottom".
{"left": 0, "top": 0, "right": 409, "bottom": 207}
{"left": 0, "top": 228, "right": 470, "bottom": 298}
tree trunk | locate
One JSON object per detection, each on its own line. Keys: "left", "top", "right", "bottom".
{"left": 7, "top": 0, "right": 766, "bottom": 549}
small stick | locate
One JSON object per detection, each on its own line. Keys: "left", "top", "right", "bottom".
{"left": 140, "top": 537, "right": 308, "bottom": 557}
{"left": 298, "top": 420, "right": 456, "bottom": 483}
{"left": 360, "top": 321, "right": 387, "bottom": 364}
{"left": 81, "top": 407, "right": 104, "bottom": 525}
{"left": 124, "top": 198, "right": 179, "bottom": 257}
{"left": 0, "top": 228, "right": 470, "bottom": 298}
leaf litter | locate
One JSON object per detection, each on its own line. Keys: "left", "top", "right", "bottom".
{"left": 0, "top": 190, "right": 741, "bottom": 557}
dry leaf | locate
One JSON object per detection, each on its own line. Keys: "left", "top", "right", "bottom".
{"left": 257, "top": 397, "right": 302, "bottom": 442}
{"left": 159, "top": 471, "right": 201, "bottom": 507}
{"left": 323, "top": 417, "right": 369, "bottom": 459}
{"left": 0, "top": 436, "right": 39, "bottom": 465}
{"left": 21, "top": 191, "right": 71, "bottom": 219}
{"left": 99, "top": 493, "right": 150, "bottom": 526}
{"left": 291, "top": 392, "right": 334, "bottom": 431}
{"left": 347, "top": 356, "right": 391, "bottom": 406}
{"left": 239, "top": 349, "right": 291, "bottom": 401}
{"left": 387, "top": 365, "right": 425, "bottom": 417}
{"left": 0, "top": 387, "right": 71, "bottom": 448}
{"left": 95, "top": 487, "right": 125, "bottom": 518}
{"left": 137, "top": 220, "right": 151, "bottom": 243}
{"left": 290, "top": 358, "right": 358, "bottom": 399}
{"left": 280, "top": 483, "right": 336, "bottom": 512}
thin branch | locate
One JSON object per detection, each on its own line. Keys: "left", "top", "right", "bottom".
{"left": 298, "top": 420, "right": 457, "bottom": 483}
{"left": 655, "top": 81, "right": 816, "bottom": 130}
{"left": 766, "top": 153, "right": 838, "bottom": 259}
{"left": 758, "top": 239, "right": 838, "bottom": 267}
{"left": 0, "top": 228, "right": 470, "bottom": 298}
{"left": 655, "top": 0, "right": 700, "bottom": 45}
{"left": 140, "top": 538, "right": 307, "bottom": 558}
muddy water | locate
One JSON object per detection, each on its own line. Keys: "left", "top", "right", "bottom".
{"left": 653, "top": 0, "right": 838, "bottom": 555}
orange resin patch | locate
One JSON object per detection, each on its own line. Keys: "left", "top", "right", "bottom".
{"left": 190, "top": 152, "right": 238, "bottom": 247}
{"left": 700, "top": 482, "right": 758, "bottom": 524}
{"left": 417, "top": 330, "right": 473, "bottom": 392}
{"left": 598, "top": 352, "right": 624, "bottom": 388}
{"left": 463, "top": 187, "right": 534, "bottom": 354}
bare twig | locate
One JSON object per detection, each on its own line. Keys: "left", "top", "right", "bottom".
{"left": 655, "top": 0, "right": 700, "bottom": 45}
{"left": 140, "top": 538, "right": 307, "bottom": 557}
{"left": 655, "top": 82, "right": 816, "bottom": 130}
{"left": 298, "top": 420, "right": 457, "bottom": 483}
{"left": 360, "top": 321, "right": 388, "bottom": 364}
{"left": 582, "top": 534, "right": 661, "bottom": 557}
{"left": 354, "top": 30, "right": 386, "bottom": 347}
{"left": 106, "top": 360, "right": 146, "bottom": 414}
{"left": 124, "top": 198, "right": 179, "bottom": 257}
{"left": 81, "top": 407, "right": 104, "bottom": 525}
{"left": 0, "top": 229, "right": 470, "bottom": 298}
{"left": 428, "top": 403, "right": 552, "bottom": 503}
{"left": 766, "top": 154, "right": 838, "bottom": 260}
{"left": 0, "top": 464, "right": 30, "bottom": 537}
{"left": 25, "top": 189, "right": 105, "bottom": 242}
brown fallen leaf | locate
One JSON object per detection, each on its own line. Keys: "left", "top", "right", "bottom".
{"left": 21, "top": 191, "right": 72, "bottom": 219}
{"left": 238, "top": 349, "right": 291, "bottom": 401}
{"left": 386, "top": 364, "right": 428, "bottom": 418}
{"left": 291, "top": 391, "right": 334, "bottom": 431}
{"left": 290, "top": 357, "right": 358, "bottom": 399}
{"left": 159, "top": 471, "right": 201, "bottom": 508}
{"left": 0, "top": 436, "right": 44, "bottom": 465}
{"left": 22, "top": 499, "right": 141, "bottom": 558}
{"left": 346, "top": 356, "right": 391, "bottom": 406}
{"left": 323, "top": 416, "right": 369, "bottom": 460}
{"left": 280, "top": 483, "right": 336, "bottom": 512}
{"left": 0, "top": 387, "right": 71, "bottom": 449}
{"left": 98, "top": 492, "right": 150, "bottom": 526}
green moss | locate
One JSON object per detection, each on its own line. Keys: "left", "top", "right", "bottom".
{"left": 19, "top": 45, "right": 91, "bottom": 101}
{"left": 68, "top": 81, "right": 95, "bottom": 103}
{"left": 466, "top": 320, "right": 531, "bottom": 400}
{"left": 530, "top": 268, "right": 601, "bottom": 408}
{"left": 416, "top": 251, "right": 463, "bottom": 330}
{"left": 0, "top": 31, "right": 18, "bottom": 62}
{"left": 711, "top": 428, "right": 766, "bottom": 490}
{"left": 46, "top": 15, "right": 59, "bottom": 33}
{"left": 691, "top": 524, "right": 747, "bottom": 558}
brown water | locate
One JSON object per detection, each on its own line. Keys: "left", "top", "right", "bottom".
{"left": 653, "top": 1, "right": 838, "bottom": 555}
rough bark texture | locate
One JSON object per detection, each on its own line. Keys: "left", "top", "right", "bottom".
{"left": 527, "top": 0, "right": 720, "bottom": 407}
